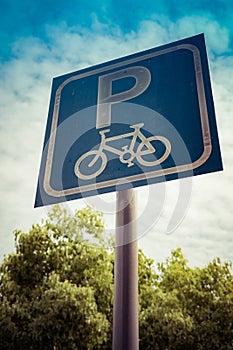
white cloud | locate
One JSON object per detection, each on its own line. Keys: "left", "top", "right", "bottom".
{"left": 174, "top": 15, "right": 230, "bottom": 55}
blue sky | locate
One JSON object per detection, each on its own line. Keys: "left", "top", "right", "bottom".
{"left": 1, "top": 0, "right": 233, "bottom": 61}
{"left": 0, "top": 0, "right": 233, "bottom": 265}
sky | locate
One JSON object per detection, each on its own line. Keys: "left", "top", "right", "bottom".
{"left": 0, "top": 0, "right": 232, "bottom": 267}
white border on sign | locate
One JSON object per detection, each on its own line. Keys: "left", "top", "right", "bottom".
{"left": 43, "top": 43, "right": 212, "bottom": 198}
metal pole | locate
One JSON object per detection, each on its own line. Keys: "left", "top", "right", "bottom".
{"left": 112, "top": 188, "right": 139, "bottom": 350}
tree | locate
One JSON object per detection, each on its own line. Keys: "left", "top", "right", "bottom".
{"left": 0, "top": 205, "right": 113, "bottom": 349}
{"left": 0, "top": 205, "right": 233, "bottom": 349}
{"left": 139, "top": 248, "right": 233, "bottom": 350}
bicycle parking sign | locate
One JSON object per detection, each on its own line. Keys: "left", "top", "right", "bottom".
{"left": 35, "top": 33, "right": 222, "bottom": 207}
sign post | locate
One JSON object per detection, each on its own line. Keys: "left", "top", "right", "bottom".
{"left": 34, "top": 33, "right": 223, "bottom": 350}
{"left": 113, "top": 188, "right": 138, "bottom": 350}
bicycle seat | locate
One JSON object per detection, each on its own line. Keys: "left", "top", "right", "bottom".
{"left": 130, "top": 123, "right": 144, "bottom": 129}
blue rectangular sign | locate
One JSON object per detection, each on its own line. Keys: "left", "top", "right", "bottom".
{"left": 35, "top": 33, "right": 222, "bottom": 207}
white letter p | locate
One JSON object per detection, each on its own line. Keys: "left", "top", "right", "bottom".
{"left": 96, "top": 66, "right": 151, "bottom": 129}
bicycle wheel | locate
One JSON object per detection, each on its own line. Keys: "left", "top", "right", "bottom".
{"left": 74, "top": 150, "right": 107, "bottom": 180}
{"left": 137, "top": 136, "right": 171, "bottom": 166}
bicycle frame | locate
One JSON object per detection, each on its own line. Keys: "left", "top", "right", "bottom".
{"left": 89, "top": 123, "right": 155, "bottom": 167}
{"left": 74, "top": 122, "right": 171, "bottom": 179}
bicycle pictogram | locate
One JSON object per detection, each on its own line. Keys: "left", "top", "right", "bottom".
{"left": 74, "top": 123, "right": 171, "bottom": 180}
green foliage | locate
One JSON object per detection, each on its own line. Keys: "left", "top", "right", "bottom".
{"left": 139, "top": 248, "right": 233, "bottom": 350}
{"left": 46, "top": 204, "right": 105, "bottom": 243}
{"left": 0, "top": 205, "right": 113, "bottom": 350}
{"left": 29, "top": 274, "right": 109, "bottom": 350}
{"left": 0, "top": 206, "right": 233, "bottom": 350}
